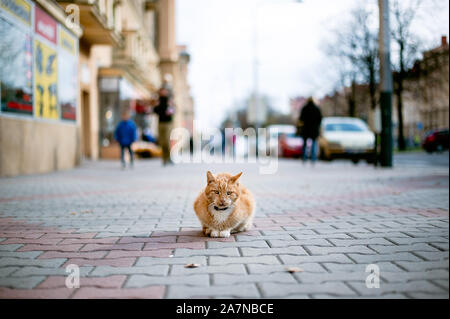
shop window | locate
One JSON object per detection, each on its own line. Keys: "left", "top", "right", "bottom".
{"left": 0, "top": 17, "right": 33, "bottom": 115}
{"left": 58, "top": 28, "right": 78, "bottom": 121}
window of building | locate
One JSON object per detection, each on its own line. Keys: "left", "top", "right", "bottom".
{"left": 0, "top": 16, "right": 33, "bottom": 115}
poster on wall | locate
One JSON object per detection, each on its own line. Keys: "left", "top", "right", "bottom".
{"left": 58, "top": 27, "right": 77, "bottom": 120}
{"left": 0, "top": 16, "right": 33, "bottom": 115}
{"left": 0, "top": 0, "right": 31, "bottom": 26}
{"left": 34, "top": 5, "right": 56, "bottom": 44}
{"left": 34, "top": 39, "right": 58, "bottom": 119}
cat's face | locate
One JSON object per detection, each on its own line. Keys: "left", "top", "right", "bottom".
{"left": 205, "top": 171, "right": 242, "bottom": 211}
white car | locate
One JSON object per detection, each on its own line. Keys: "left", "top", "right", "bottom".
{"left": 319, "top": 117, "right": 376, "bottom": 164}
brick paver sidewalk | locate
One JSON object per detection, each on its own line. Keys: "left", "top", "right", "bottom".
{"left": 0, "top": 158, "right": 448, "bottom": 298}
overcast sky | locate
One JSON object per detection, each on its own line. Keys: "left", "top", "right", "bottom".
{"left": 176, "top": 0, "right": 449, "bottom": 129}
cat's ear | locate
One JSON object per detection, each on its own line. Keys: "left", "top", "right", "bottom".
{"left": 206, "top": 171, "right": 216, "bottom": 184}
{"left": 229, "top": 172, "right": 243, "bottom": 184}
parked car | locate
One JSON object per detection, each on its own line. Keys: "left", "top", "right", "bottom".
{"left": 319, "top": 117, "right": 376, "bottom": 164}
{"left": 266, "top": 124, "right": 303, "bottom": 158}
{"left": 422, "top": 129, "right": 449, "bottom": 153}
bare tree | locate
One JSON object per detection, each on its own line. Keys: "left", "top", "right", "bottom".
{"left": 390, "top": 0, "right": 422, "bottom": 150}
{"left": 325, "top": 6, "right": 379, "bottom": 125}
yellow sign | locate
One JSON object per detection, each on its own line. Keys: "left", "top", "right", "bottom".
{"left": 59, "top": 28, "right": 76, "bottom": 55}
{"left": 0, "top": 0, "right": 31, "bottom": 26}
{"left": 34, "top": 39, "right": 58, "bottom": 119}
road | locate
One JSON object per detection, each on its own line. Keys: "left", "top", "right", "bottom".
{"left": 0, "top": 152, "right": 448, "bottom": 298}
{"left": 394, "top": 151, "right": 449, "bottom": 167}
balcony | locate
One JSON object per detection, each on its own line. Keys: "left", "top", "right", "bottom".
{"left": 57, "top": 0, "right": 123, "bottom": 46}
{"left": 112, "top": 29, "right": 160, "bottom": 90}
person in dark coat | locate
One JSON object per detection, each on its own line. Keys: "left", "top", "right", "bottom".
{"left": 153, "top": 88, "right": 175, "bottom": 165}
{"left": 298, "top": 97, "right": 323, "bottom": 163}
{"left": 114, "top": 109, "right": 137, "bottom": 169}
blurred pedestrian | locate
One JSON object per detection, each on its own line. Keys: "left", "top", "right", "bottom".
{"left": 298, "top": 97, "right": 323, "bottom": 163}
{"left": 154, "top": 87, "right": 175, "bottom": 166}
{"left": 114, "top": 109, "right": 137, "bottom": 169}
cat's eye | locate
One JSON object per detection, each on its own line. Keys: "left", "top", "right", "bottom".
{"left": 227, "top": 192, "right": 232, "bottom": 195}
{"left": 214, "top": 191, "right": 219, "bottom": 194}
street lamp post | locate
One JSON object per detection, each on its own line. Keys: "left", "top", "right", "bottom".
{"left": 378, "top": 0, "right": 393, "bottom": 167}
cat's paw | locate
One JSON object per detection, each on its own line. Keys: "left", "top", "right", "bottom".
{"left": 219, "top": 230, "right": 231, "bottom": 238}
{"left": 210, "top": 229, "right": 220, "bottom": 238}
{"left": 235, "top": 221, "right": 252, "bottom": 233}
{"left": 203, "top": 227, "right": 212, "bottom": 236}
{"left": 241, "top": 222, "right": 252, "bottom": 232}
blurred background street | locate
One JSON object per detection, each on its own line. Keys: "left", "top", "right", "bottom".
{"left": 0, "top": 0, "right": 448, "bottom": 299}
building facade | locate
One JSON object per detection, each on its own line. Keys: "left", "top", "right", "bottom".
{"left": 398, "top": 36, "right": 449, "bottom": 138}
{"left": 1, "top": 0, "right": 194, "bottom": 176}
{"left": 0, "top": 0, "right": 82, "bottom": 176}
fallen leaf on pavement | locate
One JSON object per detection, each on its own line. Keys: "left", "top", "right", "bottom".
{"left": 287, "top": 267, "right": 303, "bottom": 273}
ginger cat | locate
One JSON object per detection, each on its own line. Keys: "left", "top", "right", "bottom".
{"left": 193, "top": 171, "right": 255, "bottom": 238}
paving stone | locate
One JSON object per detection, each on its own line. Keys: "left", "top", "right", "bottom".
{"left": 429, "top": 242, "right": 449, "bottom": 251}
{"left": 247, "top": 263, "right": 327, "bottom": 274}
{"left": 413, "top": 251, "right": 449, "bottom": 261}
{"left": 12, "top": 266, "right": 93, "bottom": 277}
{"left": 209, "top": 256, "right": 280, "bottom": 265}
{"left": 126, "top": 274, "right": 210, "bottom": 288}
{"left": 166, "top": 284, "right": 260, "bottom": 298}
{"left": 206, "top": 240, "right": 269, "bottom": 249}
{"left": 38, "top": 251, "right": 108, "bottom": 259}
{"left": 0, "top": 251, "right": 43, "bottom": 259}
{"left": 0, "top": 244, "right": 22, "bottom": 252}
{"left": 38, "top": 275, "right": 127, "bottom": 289}
{"left": 329, "top": 238, "right": 393, "bottom": 247}
{"left": 396, "top": 260, "right": 449, "bottom": 272}
{"left": 388, "top": 236, "right": 448, "bottom": 245}
{"left": 136, "top": 256, "right": 206, "bottom": 266}
{"left": 369, "top": 243, "right": 440, "bottom": 254}
{"left": 259, "top": 282, "right": 356, "bottom": 297}
{"left": 174, "top": 248, "right": 240, "bottom": 257}
{"left": 380, "top": 270, "right": 449, "bottom": 282}
{"left": 235, "top": 234, "right": 294, "bottom": 242}
{"left": 322, "top": 261, "right": 405, "bottom": 272}
{"left": 0, "top": 257, "right": 66, "bottom": 268}
{"left": 294, "top": 272, "right": 369, "bottom": 283}
{"left": 347, "top": 252, "right": 423, "bottom": 263}
{"left": 0, "top": 267, "right": 19, "bottom": 276}
{"left": 279, "top": 254, "right": 353, "bottom": 264}
{"left": 406, "top": 292, "right": 449, "bottom": 299}
{"left": 106, "top": 250, "right": 173, "bottom": 258}
{"left": 0, "top": 287, "right": 75, "bottom": 299}
{"left": 291, "top": 233, "right": 352, "bottom": 240}
{"left": 71, "top": 286, "right": 165, "bottom": 299}
{"left": 213, "top": 273, "right": 297, "bottom": 285}
{"left": 268, "top": 238, "right": 332, "bottom": 247}
{"left": 240, "top": 246, "right": 308, "bottom": 257}
{"left": 348, "top": 280, "right": 447, "bottom": 296}
{"left": 0, "top": 276, "right": 46, "bottom": 289}
{"left": 89, "top": 265, "right": 169, "bottom": 277}
{"left": 62, "top": 257, "right": 136, "bottom": 267}
{"left": 171, "top": 264, "right": 247, "bottom": 275}
{"left": 305, "top": 245, "right": 374, "bottom": 255}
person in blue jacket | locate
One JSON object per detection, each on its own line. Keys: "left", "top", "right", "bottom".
{"left": 114, "top": 109, "right": 137, "bottom": 169}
